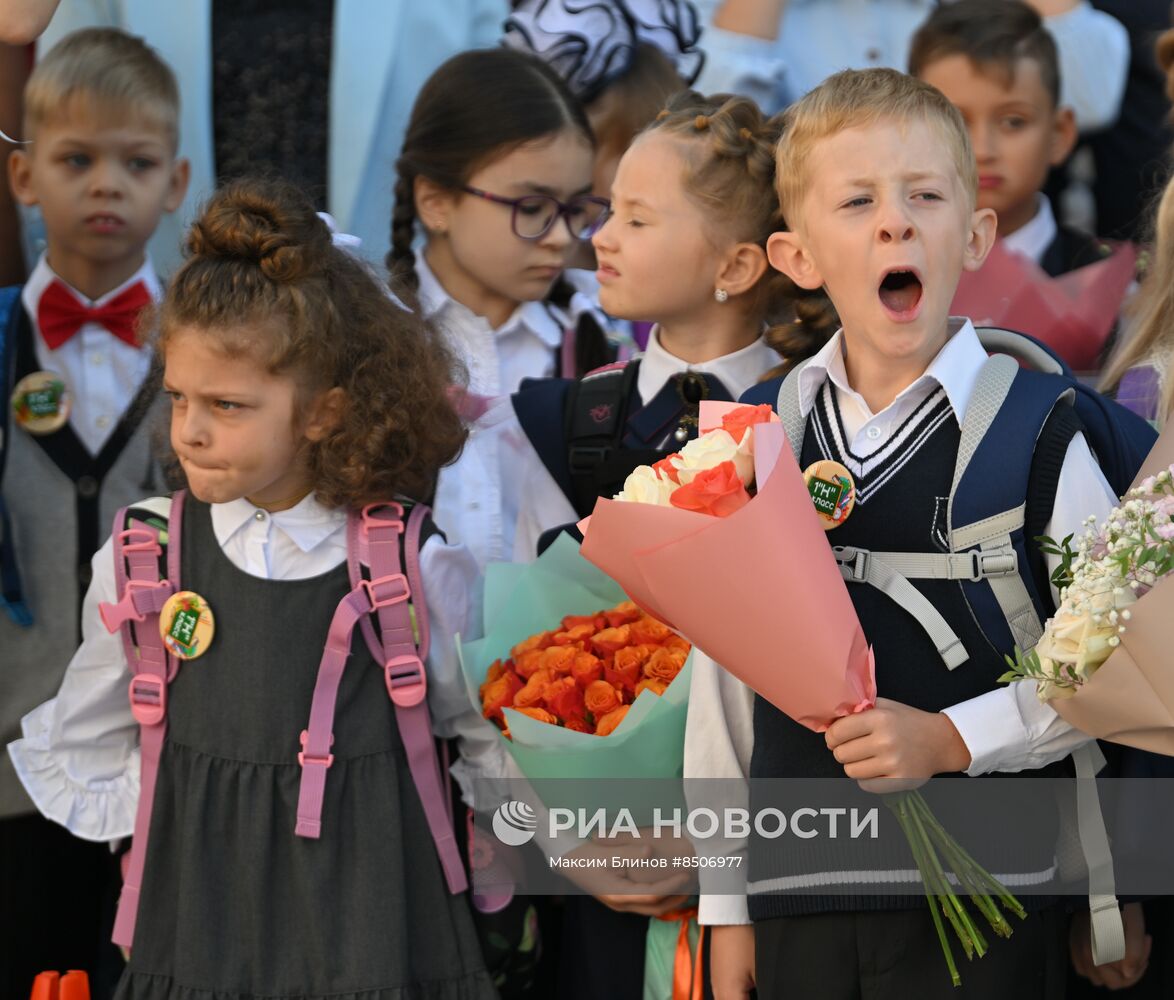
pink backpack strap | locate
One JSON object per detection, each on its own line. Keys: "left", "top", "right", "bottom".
{"left": 97, "top": 489, "right": 186, "bottom": 949}
{"left": 296, "top": 501, "right": 466, "bottom": 893}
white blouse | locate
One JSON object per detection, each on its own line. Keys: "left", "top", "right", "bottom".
{"left": 6, "top": 493, "right": 510, "bottom": 842}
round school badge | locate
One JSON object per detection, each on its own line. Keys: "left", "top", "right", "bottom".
{"left": 159, "top": 590, "right": 215, "bottom": 660}
{"left": 803, "top": 459, "right": 856, "bottom": 530}
{"left": 11, "top": 370, "right": 70, "bottom": 435}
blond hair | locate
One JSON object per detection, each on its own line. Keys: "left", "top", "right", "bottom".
{"left": 24, "top": 28, "right": 180, "bottom": 146}
{"left": 775, "top": 68, "right": 977, "bottom": 226}
{"left": 1101, "top": 176, "right": 1174, "bottom": 423}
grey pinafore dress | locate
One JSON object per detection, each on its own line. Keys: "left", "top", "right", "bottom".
{"left": 114, "top": 499, "right": 496, "bottom": 1000}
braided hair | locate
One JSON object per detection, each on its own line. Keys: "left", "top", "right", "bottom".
{"left": 645, "top": 92, "right": 838, "bottom": 375}
{"left": 387, "top": 48, "right": 593, "bottom": 301}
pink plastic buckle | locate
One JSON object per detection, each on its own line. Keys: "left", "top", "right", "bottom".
{"left": 128, "top": 674, "right": 167, "bottom": 725}
{"left": 361, "top": 573, "right": 409, "bottom": 610}
{"left": 99, "top": 579, "right": 171, "bottom": 633}
{"left": 385, "top": 654, "right": 427, "bottom": 707}
{"left": 361, "top": 502, "right": 404, "bottom": 538}
{"left": 118, "top": 527, "right": 162, "bottom": 557}
{"left": 298, "top": 730, "right": 334, "bottom": 768}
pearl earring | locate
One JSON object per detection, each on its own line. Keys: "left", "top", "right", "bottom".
{"left": 714, "top": 288, "right": 728, "bottom": 303}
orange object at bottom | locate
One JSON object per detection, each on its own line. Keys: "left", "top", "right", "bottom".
{"left": 29, "top": 970, "right": 90, "bottom": 1000}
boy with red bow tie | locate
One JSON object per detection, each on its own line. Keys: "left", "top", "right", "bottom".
{"left": 0, "top": 28, "right": 187, "bottom": 997}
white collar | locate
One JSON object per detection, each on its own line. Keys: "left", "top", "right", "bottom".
{"left": 210, "top": 493, "right": 346, "bottom": 554}
{"left": 22, "top": 252, "right": 162, "bottom": 324}
{"left": 637, "top": 327, "right": 782, "bottom": 403}
{"left": 1001, "top": 195, "right": 1057, "bottom": 266}
{"left": 797, "top": 317, "right": 987, "bottom": 423}
{"left": 413, "top": 246, "right": 564, "bottom": 348}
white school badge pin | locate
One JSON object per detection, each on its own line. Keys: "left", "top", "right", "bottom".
{"left": 11, "top": 371, "right": 70, "bottom": 435}
{"left": 159, "top": 591, "right": 215, "bottom": 660}
{"left": 803, "top": 459, "right": 856, "bottom": 530}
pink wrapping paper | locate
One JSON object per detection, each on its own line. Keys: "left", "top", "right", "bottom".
{"left": 579, "top": 421, "right": 876, "bottom": 732}
{"left": 951, "top": 239, "right": 1136, "bottom": 372}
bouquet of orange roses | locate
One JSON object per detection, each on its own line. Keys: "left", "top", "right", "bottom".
{"left": 478, "top": 598, "right": 690, "bottom": 740}
{"left": 457, "top": 534, "right": 694, "bottom": 792}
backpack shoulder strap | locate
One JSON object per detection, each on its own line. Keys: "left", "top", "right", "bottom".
{"left": 565, "top": 360, "right": 643, "bottom": 516}
{"left": 512, "top": 376, "right": 576, "bottom": 504}
{"left": 97, "top": 489, "right": 185, "bottom": 950}
{"left": 829, "top": 361, "right": 1072, "bottom": 666}
{"left": 775, "top": 357, "right": 816, "bottom": 464}
{"left": 331, "top": 500, "right": 466, "bottom": 895}
{"left": 1023, "top": 400, "right": 1085, "bottom": 608}
{"left": 0, "top": 286, "right": 28, "bottom": 625}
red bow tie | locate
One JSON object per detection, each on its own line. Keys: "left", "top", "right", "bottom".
{"left": 37, "top": 279, "right": 152, "bottom": 350}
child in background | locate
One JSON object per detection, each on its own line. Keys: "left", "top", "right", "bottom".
{"left": 388, "top": 47, "right": 617, "bottom": 569}
{"left": 909, "top": 0, "right": 1137, "bottom": 371}
{"left": 693, "top": 68, "right": 1120, "bottom": 999}
{"left": 1, "top": 28, "right": 188, "bottom": 997}
{"left": 8, "top": 179, "right": 502, "bottom": 1000}
{"left": 508, "top": 90, "right": 836, "bottom": 557}
{"left": 484, "top": 90, "right": 833, "bottom": 1000}
{"left": 909, "top": 0, "right": 1094, "bottom": 271}
{"left": 503, "top": 0, "right": 704, "bottom": 308}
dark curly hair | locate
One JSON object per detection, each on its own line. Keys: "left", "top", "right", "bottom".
{"left": 155, "top": 177, "right": 466, "bottom": 508}
{"left": 646, "top": 91, "right": 838, "bottom": 377}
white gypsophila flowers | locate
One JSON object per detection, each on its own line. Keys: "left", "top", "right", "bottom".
{"left": 1011, "top": 467, "right": 1174, "bottom": 700}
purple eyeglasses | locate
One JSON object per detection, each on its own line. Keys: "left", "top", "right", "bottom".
{"left": 460, "top": 185, "right": 610, "bottom": 241}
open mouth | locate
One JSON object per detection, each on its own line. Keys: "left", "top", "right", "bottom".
{"left": 878, "top": 269, "right": 923, "bottom": 319}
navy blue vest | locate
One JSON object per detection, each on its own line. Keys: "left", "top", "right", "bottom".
{"left": 747, "top": 383, "right": 1061, "bottom": 919}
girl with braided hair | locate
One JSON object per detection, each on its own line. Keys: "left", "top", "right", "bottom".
{"left": 506, "top": 90, "right": 838, "bottom": 551}
{"left": 474, "top": 90, "right": 836, "bottom": 1000}
{"left": 389, "top": 47, "right": 624, "bottom": 571}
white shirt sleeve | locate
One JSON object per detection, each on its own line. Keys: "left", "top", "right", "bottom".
{"left": 1045, "top": 2, "right": 1129, "bottom": 132}
{"left": 942, "top": 431, "right": 1119, "bottom": 776}
{"left": 7, "top": 535, "right": 140, "bottom": 842}
{"left": 685, "top": 650, "right": 755, "bottom": 925}
{"left": 417, "top": 534, "right": 515, "bottom": 807}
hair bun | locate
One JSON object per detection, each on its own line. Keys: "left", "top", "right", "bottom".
{"left": 185, "top": 179, "right": 331, "bottom": 283}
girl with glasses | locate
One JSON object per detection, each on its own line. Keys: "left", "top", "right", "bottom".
{"left": 389, "top": 47, "right": 619, "bottom": 397}
{"left": 389, "top": 47, "right": 625, "bottom": 577}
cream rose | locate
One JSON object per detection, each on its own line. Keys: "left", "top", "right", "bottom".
{"left": 672, "top": 429, "right": 754, "bottom": 486}
{"left": 615, "top": 465, "right": 676, "bottom": 506}
{"left": 1033, "top": 578, "right": 1137, "bottom": 697}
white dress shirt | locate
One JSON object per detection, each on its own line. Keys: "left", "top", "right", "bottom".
{"left": 687, "top": 318, "right": 1119, "bottom": 924}
{"left": 1003, "top": 195, "right": 1059, "bottom": 266}
{"left": 415, "top": 248, "right": 565, "bottom": 398}
{"left": 6, "top": 492, "right": 510, "bottom": 841}
{"left": 23, "top": 254, "right": 159, "bottom": 457}
{"left": 693, "top": 0, "right": 1129, "bottom": 132}
{"left": 461, "top": 330, "right": 783, "bottom": 568}
{"left": 422, "top": 249, "right": 626, "bottom": 569}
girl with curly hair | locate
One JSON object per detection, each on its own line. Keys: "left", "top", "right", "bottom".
{"left": 9, "top": 178, "right": 502, "bottom": 1000}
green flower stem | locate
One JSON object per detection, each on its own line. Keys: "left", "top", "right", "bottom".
{"left": 910, "top": 793, "right": 1026, "bottom": 921}
{"left": 907, "top": 800, "right": 988, "bottom": 958}
{"left": 895, "top": 798, "right": 976, "bottom": 962}
{"left": 908, "top": 796, "right": 1011, "bottom": 938}
{"left": 892, "top": 797, "right": 961, "bottom": 987}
